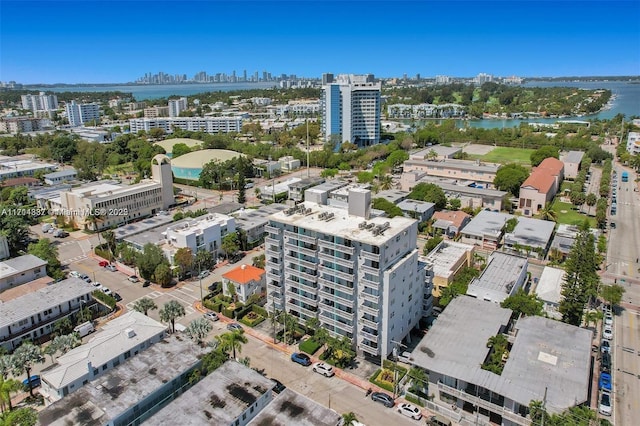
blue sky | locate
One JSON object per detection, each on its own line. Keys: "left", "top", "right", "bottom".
{"left": 1, "top": 0, "right": 639, "bottom": 84}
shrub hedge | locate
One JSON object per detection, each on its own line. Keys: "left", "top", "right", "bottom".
{"left": 368, "top": 369, "right": 394, "bottom": 393}
{"left": 92, "top": 290, "right": 116, "bottom": 309}
{"left": 239, "top": 312, "right": 265, "bottom": 327}
{"left": 405, "top": 394, "right": 425, "bottom": 407}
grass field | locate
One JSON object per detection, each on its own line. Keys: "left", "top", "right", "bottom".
{"left": 550, "top": 200, "right": 596, "bottom": 227}
{"left": 468, "top": 147, "right": 535, "bottom": 165}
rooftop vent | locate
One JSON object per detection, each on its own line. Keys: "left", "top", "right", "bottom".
{"left": 125, "top": 328, "right": 136, "bottom": 338}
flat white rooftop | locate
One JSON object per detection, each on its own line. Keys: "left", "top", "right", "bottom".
{"left": 421, "top": 241, "right": 473, "bottom": 279}
{"left": 269, "top": 201, "right": 415, "bottom": 246}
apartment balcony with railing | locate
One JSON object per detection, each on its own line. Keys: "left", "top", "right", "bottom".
{"left": 359, "top": 250, "right": 381, "bottom": 262}
{"left": 320, "top": 304, "right": 355, "bottom": 322}
{"left": 265, "top": 225, "right": 281, "bottom": 235}
{"left": 284, "top": 242, "right": 317, "bottom": 257}
{"left": 287, "top": 300, "right": 318, "bottom": 318}
{"left": 359, "top": 315, "right": 379, "bottom": 329}
{"left": 317, "top": 276, "right": 350, "bottom": 292}
{"left": 320, "top": 313, "right": 354, "bottom": 333}
{"left": 265, "top": 236, "right": 281, "bottom": 247}
{"left": 360, "top": 290, "right": 380, "bottom": 304}
{"left": 359, "top": 339, "right": 380, "bottom": 356}
{"left": 318, "top": 240, "right": 355, "bottom": 256}
{"left": 319, "top": 287, "right": 354, "bottom": 306}
{"left": 359, "top": 328, "right": 379, "bottom": 342}
{"left": 285, "top": 276, "right": 317, "bottom": 291}
{"left": 288, "top": 288, "right": 318, "bottom": 305}
{"left": 284, "top": 230, "right": 316, "bottom": 245}
{"left": 318, "top": 251, "right": 355, "bottom": 269}
{"left": 359, "top": 263, "right": 380, "bottom": 276}
{"left": 359, "top": 301, "right": 379, "bottom": 316}
{"left": 318, "top": 265, "right": 353, "bottom": 281}
{"left": 285, "top": 254, "right": 317, "bottom": 271}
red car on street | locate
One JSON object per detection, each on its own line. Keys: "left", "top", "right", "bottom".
{"left": 99, "top": 261, "right": 109, "bottom": 267}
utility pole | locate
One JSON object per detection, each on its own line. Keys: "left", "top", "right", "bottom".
{"left": 541, "top": 386, "right": 547, "bottom": 426}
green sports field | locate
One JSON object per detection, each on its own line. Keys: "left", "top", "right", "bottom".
{"left": 475, "top": 147, "right": 535, "bottom": 165}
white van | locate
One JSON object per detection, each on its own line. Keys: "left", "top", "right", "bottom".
{"left": 73, "top": 321, "right": 95, "bottom": 338}
{"left": 42, "top": 223, "right": 53, "bottom": 233}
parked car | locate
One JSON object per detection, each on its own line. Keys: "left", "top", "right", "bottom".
{"left": 53, "top": 229, "right": 69, "bottom": 238}
{"left": 226, "top": 323, "right": 243, "bottom": 332}
{"left": 143, "top": 280, "right": 151, "bottom": 287}
{"left": 603, "top": 326, "right": 613, "bottom": 340}
{"left": 112, "top": 292, "right": 122, "bottom": 302}
{"left": 204, "top": 312, "right": 219, "bottom": 322}
{"left": 69, "top": 271, "right": 80, "bottom": 278}
{"left": 128, "top": 275, "right": 140, "bottom": 283}
{"left": 22, "top": 375, "right": 41, "bottom": 390}
{"left": 92, "top": 281, "right": 102, "bottom": 287}
{"left": 312, "top": 362, "right": 335, "bottom": 377}
{"left": 599, "top": 372, "right": 612, "bottom": 391}
{"left": 290, "top": 352, "right": 312, "bottom": 367}
{"left": 100, "top": 286, "right": 112, "bottom": 296}
{"left": 397, "top": 402, "right": 422, "bottom": 420}
{"left": 270, "top": 378, "right": 286, "bottom": 394}
{"left": 99, "top": 260, "right": 109, "bottom": 267}
{"left": 79, "top": 274, "right": 91, "bottom": 283}
{"left": 601, "top": 352, "right": 612, "bottom": 373}
{"left": 371, "top": 391, "right": 395, "bottom": 408}
{"left": 198, "top": 270, "right": 210, "bottom": 279}
{"left": 599, "top": 391, "right": 612, "bottom": 416}
{"left": 601, "top": 339, "right": 611, "bottom": 354}
{"left": 604, "top": 314, "right": 613, "bottom": 326}
{"left": 610, "top": 222, "right": 616, "bottom": 229}
{"left": 106, "top": 264, "right": 117, "bottom": 272}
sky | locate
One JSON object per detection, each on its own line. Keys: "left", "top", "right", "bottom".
{"left": 1, "top": 0, "right": 639, "bottom": 84}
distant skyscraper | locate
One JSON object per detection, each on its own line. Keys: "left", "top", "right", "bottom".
{"left": 474, "top": 73, "right": 493, "bottom": 85}
{"left": 435, "top": 75, "right": 451, "bottom": 85}
{"left": 65, "top": 101, "right": 100, "bottom": 127}
{"left": 321, "top": 74, "right": 381, "bottom": 148}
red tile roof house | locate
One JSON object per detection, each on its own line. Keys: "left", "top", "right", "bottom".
{"left": 519, "top": 157, "right": 564, "bottom": 216}
{"left": 222, "top": 264, "right": 266, "bottom": 304}
{"left": 431, "top": 210, "right": 472, "bottom": 238}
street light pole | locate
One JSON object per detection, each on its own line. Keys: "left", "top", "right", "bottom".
{"left": 391, "top": 340, "right": 407, "bottom": 399}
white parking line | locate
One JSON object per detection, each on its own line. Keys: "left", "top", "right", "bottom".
{"left": 175, "top": 288, "right": 198, "bottom": 300}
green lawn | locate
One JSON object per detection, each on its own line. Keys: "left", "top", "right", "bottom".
{"left": 104, "top": 162, "right": 135, "bottom": 176}
{"left": 550, "top": 200, "right": 596, "bottom": 227}
{"left": 470, "top": 147, "right": 535, "bottom": 165}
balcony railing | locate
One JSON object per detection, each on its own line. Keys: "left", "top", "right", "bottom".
{"left": 360, "top": 291, "right": 380, "bottom": 304}
{"left": 358, "top": 303, "right": 379, "bottom": 316}
{"left": 266, "top": 271, "right": 281, "bottom": 283}
{"left": 318, "top": 252, "right": 355, "bottom": 269}
{"left": 320, "top": 314, "right": 354, "bottom": 333}
{"left": 359, "top": 250, "right": 381, "bottom": 262}
{"left": 285, "top": 254, "right": 317, "bottom": 271}
{"left": 359, "top": 340, "right": 380, "bottom": 356}
{"left": 318, "top": 240, "right": 355, "bottom": 255}
{"left": 318, "top": 265, "right": 353, "bottom": 281}
{"left": 319, "top": 287, "right": 354, "bottom": 305}
{"left": 286, "top": 301, "right": 318, "bottom": 317}
{"left": 436, "top": 383, "right": 531, "bottom": 426}
{"left": 284, "top": 242, "right": 316, "bottom": 257}
{"left": 265, "top": 236, "right": 281, "bottom": 247}
{"left": 284, "top": 230, "right": 316, "bottom": 245}
{"left": 320, "top": 306, "right": 355, "bottom": 321}
{"left": 265, "top": 225, "right": 281, "bottom": 235}
{"left": 288, "top": 289, "right": 318, "bottom": 305}
{"left": 359, "top": 329, "right": 379, "bottom": 342}
{"left": 359, "top": 316, "right": 379, "bottom": 329}
{"left": 359, "top": 264, "right": 380, "bottom": 276}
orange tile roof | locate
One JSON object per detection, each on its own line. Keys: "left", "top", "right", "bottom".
{"left": 223, "top": 264, "right": 265, "bottom": 285}
{"left": 521, "top": 171, "right": 555, "bottom": 193}
{"left": 432, "top": 210, "right": 471, "bottom": 229}
{"left": 537, "top": 157, "right": 564, "bottom": 175}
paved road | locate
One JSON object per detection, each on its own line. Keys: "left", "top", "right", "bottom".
{"left": 605, "top": 165, "right": 640, "bottom": 425}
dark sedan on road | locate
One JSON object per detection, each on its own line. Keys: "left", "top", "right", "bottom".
{"left": 290, "top": 352, "right": 312, "bottom": 366}
{"left": 371, "top": 391, "right": 395, "bottom": 408}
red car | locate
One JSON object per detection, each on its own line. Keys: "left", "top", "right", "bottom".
{"left": 99, "top": 261, "right": 109, "bottom": 267}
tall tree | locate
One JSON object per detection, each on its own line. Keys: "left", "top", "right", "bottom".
{"left": 28, "top": 238, "right": 63, "bottom": 280}
{"left": 600, "top": 284, "right": 625, "bottom": 308}
{"left": 174, "top": 247, "right": 194, "bottom": 278}
{"left": 559, "top": 228, "right": 600, "bottom": 326}
{"left": 154, "top": 263, "right": 173, "bottom": 287}
{"left": 0, "top": 376, "right": 22, "bottom": 413}
{"left": 137, "top": 243, "right": 168, "bottom": 280}
{"left": 221, "top": 232, "right": 240, "bottom": 259}
{"left": 132, "top": 297, "right": 158, "bottom": 316}
{"left": 408, "top": 183, "right": 447, "bottom": 209}
{"left": 501, "top": 290, "right": 543, "bottom": 317}
{"left": 215, "top": 330, "right": 248, "bottom": 360}
{"left": 585, "top": 193, "right": 597, "bottom": 216}
{"left": 159, "top": 300, "right": 186, "bottom": 333}
{"left": 10, "top": 343, "right": 44, "bottom": 397}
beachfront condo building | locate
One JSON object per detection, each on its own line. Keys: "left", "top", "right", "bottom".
{"left": 265, "top": 188, "right": 423, "bottom": 359}
{"left": 321, "top": 74, "right": 381, "bottom": 149}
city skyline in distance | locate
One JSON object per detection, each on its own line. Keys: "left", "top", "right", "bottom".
{"left": 1, "top": 1, "right": 639, "bottom": 85}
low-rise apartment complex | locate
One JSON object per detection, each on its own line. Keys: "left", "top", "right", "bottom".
{"left": 466, "top": 252, "right": 528, "bottom": 304}
{"left": 129, "top": 116, "right": 242, "bottom": 134}
{"left": 0, "top": 254, "right": 48, "bottom": 292}
{"left": 518, "top": 157, "right": 564, "bottom": 216}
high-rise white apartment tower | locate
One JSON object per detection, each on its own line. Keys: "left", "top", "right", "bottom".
{"left": 65, "top": 101, "right": 100, "bottom": 127}
{"left": 21, "top": 92, "right": 59, "bottom": 117}
{"left": 321, "top": 74, "right": 381, "bottom": 149}
{"left": 265, "top": 188, "right": 424, "bottom": 359}
{"left": 168, "top": 97, "right": 188, "bottom": 117}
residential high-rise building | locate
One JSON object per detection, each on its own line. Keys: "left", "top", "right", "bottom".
{"left": 265, "top": 189, "right": 423, "bottom": 359}
{"left": 21, "top": 92, "right": 58, "bottom": 116}
{"left": 168, "top": 97, "right": 188, "bottom": 117}
{"left": 321, "top": 74, "right": 381, "bottom": 148}
{"left": 65, "top": 101, "right": 100, "bottom": 127}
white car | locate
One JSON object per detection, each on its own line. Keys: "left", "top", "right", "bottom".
{"left": 69, "top": 271, "right": 80, "bottom": 278}
{"left": 604, "top": 314, "right": 613, "bottom": 326}
{"left": 105, "top": 264, "right": 117, "bottom": 272}
{"left": 312, "top": 362, "right": 335, "bottom": 377}
{"left": 397, "top": 402, "right": 422, "bottom": 420}
{"left": 599, "top": 391, "right": 612, "bottom": 416}
{"left": 92, "top": 281, "right": 102, "bottom": 287}
{"left": 204, "top": 312, "right": 219, "bottom": 322}
{"left": 603, "top": 326, "right": 613, "bottom": 340}
{"left": 100, "top": 286, "right": 112, "bottom": 295}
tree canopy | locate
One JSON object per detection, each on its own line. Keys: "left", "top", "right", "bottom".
{"left": 408, "top": 182, "right": 447, "bottom": 209}
{"left": 530, "top": 145, "right": 560, "bottom": 167}
{"left": 493, "top": 163, "right": 530, "bottom": 197}
{"left": 501, "top": 289, "right": 544, "bottom": 317}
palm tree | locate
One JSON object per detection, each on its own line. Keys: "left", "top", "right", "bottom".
{"left": 215, "top": 330, "right": 248, "bottom": 360}
{"left": 585, "top": 193, "right": 597, "bottom": 216}
{"left": 583, "top": 310, "right": 603, "bottom": 328}
{"left": 0, "top": 376, "right": 22, "bottom": 412}
{"left": 408, "top": 366, "right": 428, "bottom": 393}
{"left": 159, "top": 300, "right": 186, "bottom": 333}
{"left": 378, "top": 175, "right": 393, "bottom": 191}
{"left": 185, "top": 318, "right": 213, "bottom": 345}
{"left": 132, "top": 297, "right": 158, "bottom": 316}
{"left": 10, "top": 342, "right": 44, "bottom": 397}
{"left": 101, "top": 229, "right": 116, "bottom": 262}
{"left": 342, "top": 412, "right": 360, "bottom": 426}
{"left": 45, "top": 334, "right": 81, "bottom": 362}
{"left": 314, "top": 327, "right": 330, "bottom": 354}
{"left": 538, "top": 203, "right": 558, "bottom": 222}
